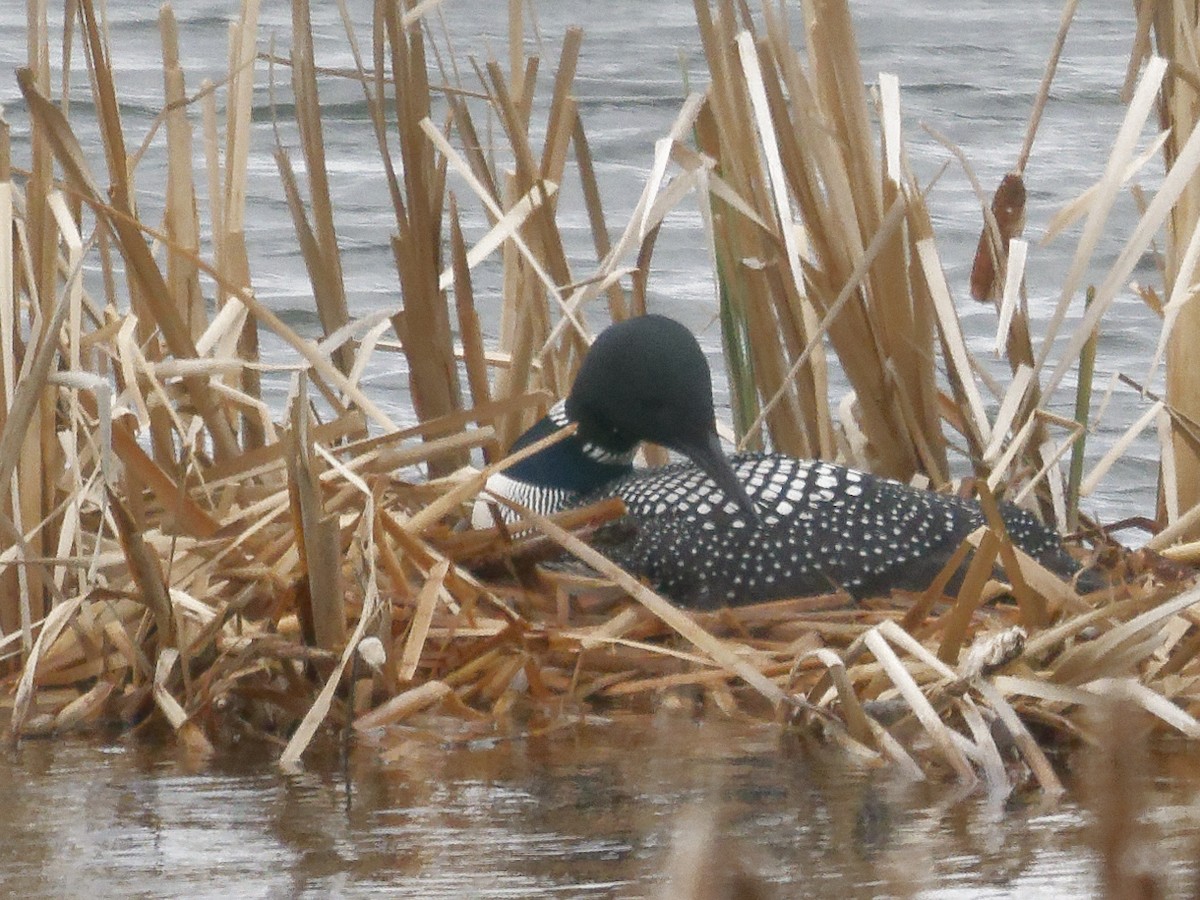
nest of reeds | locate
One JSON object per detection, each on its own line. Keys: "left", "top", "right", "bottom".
{"left": 4, "top": 0, "right": 1200, "bottom": 798}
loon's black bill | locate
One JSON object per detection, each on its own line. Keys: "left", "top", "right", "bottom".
{"left": 680, "top": 431, "right": 761, "bottom": 524}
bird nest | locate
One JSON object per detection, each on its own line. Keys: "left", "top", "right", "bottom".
{"left": 6, "top": 433, "right": 1196, "bottom": 799}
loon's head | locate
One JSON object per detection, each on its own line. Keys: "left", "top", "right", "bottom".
{"left": 566, "top": 315, "right": 759, "bottom": 521}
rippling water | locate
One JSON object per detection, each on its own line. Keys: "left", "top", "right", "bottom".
{"left": 3, "top": 719, "right": 1199, "bottom": 898}
{"left": 0, "top": 2, "right": 1186, "bottom": 896}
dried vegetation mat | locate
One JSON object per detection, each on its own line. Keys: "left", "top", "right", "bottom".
{"left": 6, "top": 415, "right": 1199, "bottom": 800}
{"left": 2, "top": 0, "right": 1200, "bottom": 799}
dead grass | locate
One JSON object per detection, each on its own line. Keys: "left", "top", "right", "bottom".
{"left": 0, "top": 0, "right": 1198, "bottom": 798}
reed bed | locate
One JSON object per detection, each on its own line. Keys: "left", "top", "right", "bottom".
{"left": 0, "top": 0, "right": 1198, "bottom": 797}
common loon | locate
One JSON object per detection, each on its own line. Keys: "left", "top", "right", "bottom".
{"left": 473, "top": 315, "right": 1096, "bottom": 608}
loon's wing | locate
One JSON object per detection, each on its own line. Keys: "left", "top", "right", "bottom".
{"left": 585, "top": 454, "right": 1092, "bottom": 608}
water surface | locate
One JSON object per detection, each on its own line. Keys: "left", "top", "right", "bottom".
{"left": 3, "top": 718, "right": 1199, "bottom": 898}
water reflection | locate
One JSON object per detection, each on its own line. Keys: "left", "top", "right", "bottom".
{"left": 1, "top": 717, "right": 1198, "bottom": 897}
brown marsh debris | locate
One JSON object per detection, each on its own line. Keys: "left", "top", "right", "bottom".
{"left": 1, "top": 0, "right": 1200, "bottom": 801}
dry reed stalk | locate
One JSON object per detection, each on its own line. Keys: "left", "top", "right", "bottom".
{"left": 159, "top": 7, "right": 204, "bottom": 344}
{"left": 421, "top": 24, "right": 618, "bottom": 452}
{"left": 935, "top": 531, "right": 1000, "bottom": 664}
{"left": 448, "top": 195, "right": 494, "bottom": 458}
{"left": 107, "top": 489, "right": 174, "bottom": 650}
{"left": 19, "top": 69, "right": 241, "bottom": 462}
{"left": 0, "top": 118, "right": 17, "bottom": 641}
{"left": 381, "top": 2, "right": 465, "bottom": 476}
{"left": 571, "top": 114, "right": 629, "bottom": 321}
{"left": 354, "top": 679, "right": 451, "bottom": 732}
{"left": 17, "top": 0, "right": 57, "bottom": 633}
{"left": 861, "top": 626, "right": 977, "bottom": 785}
{"left": 1038, "top": 56, "right": 1200, "bottom": 433}
{"left": 285, "top": 378, "right": 347, "bottom": 651}
{"left": 1139, "top": 3, "right": 1200, "bottom": 542}
{"left": 690, "top": 0, "right": 950, "bottom": 483}
{"left": 284, "top": 0, "right": 353, "bottom": 379}
{"left": 220, "top": 0, "right": 264, "bottom": 451}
